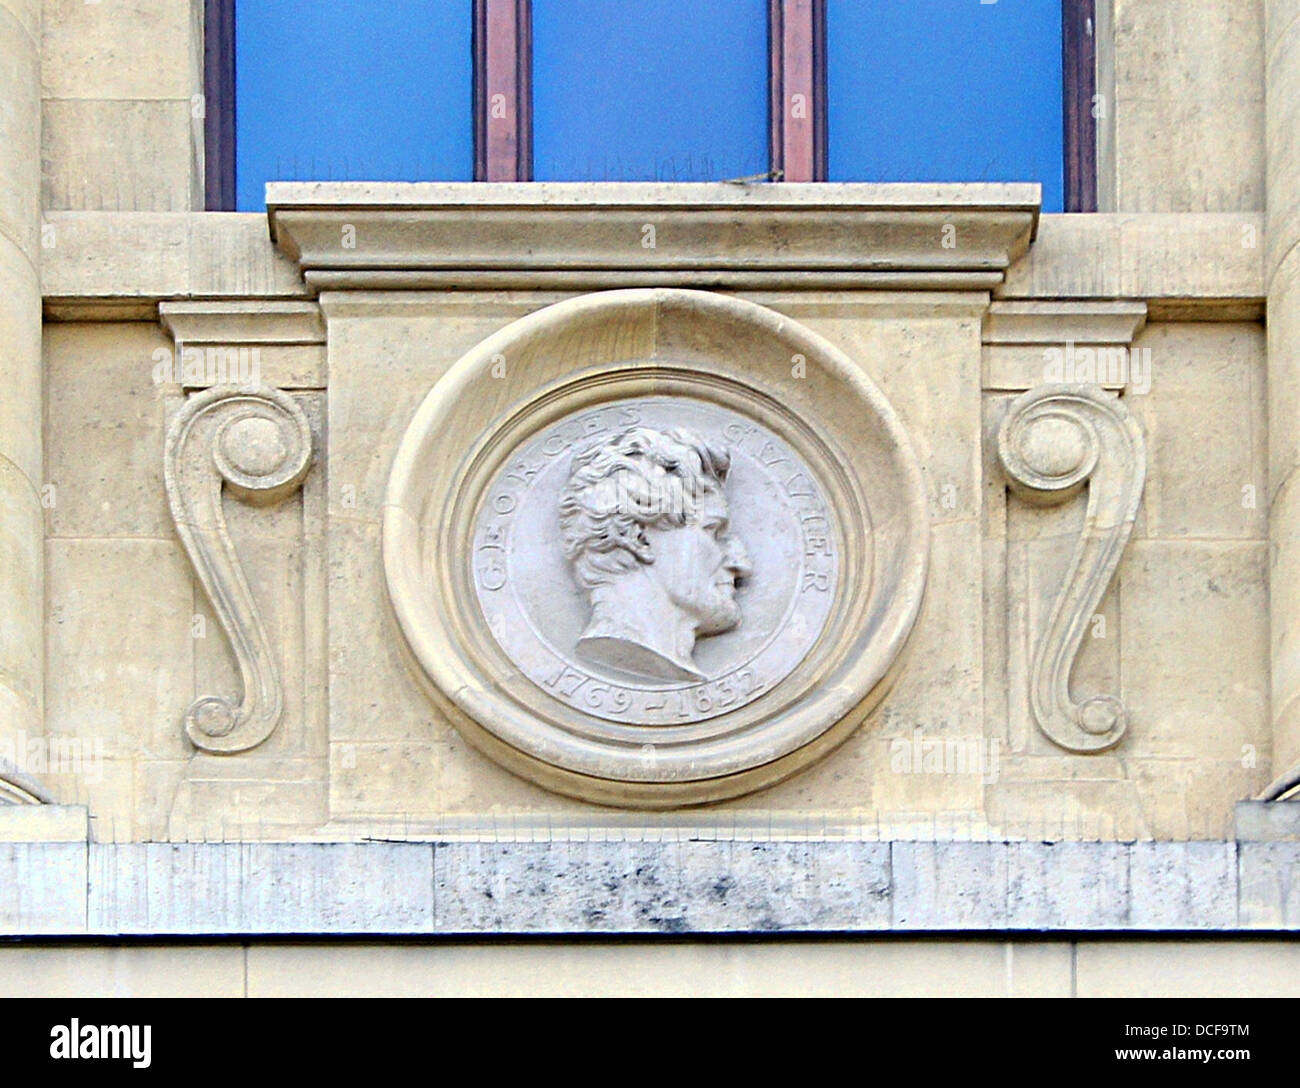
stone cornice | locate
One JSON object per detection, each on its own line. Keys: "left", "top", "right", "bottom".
{"left": 266, "top": 181, "right": 1041, "bottom": 292}
{"left": 36, "top": 211, "right": 1267, "bottom": 318}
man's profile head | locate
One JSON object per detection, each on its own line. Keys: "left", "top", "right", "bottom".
{"left": 559, "top": 426, "right": 751, "bottom": 682}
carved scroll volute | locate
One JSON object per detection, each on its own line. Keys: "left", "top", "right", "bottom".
{"left": 998, "top": 384, "right": 1146, "bottom": 753}
{"left": 165, "top": 385, "right": 313, "bottom": 754}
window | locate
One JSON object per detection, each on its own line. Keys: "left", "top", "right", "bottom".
{"left": 827, "top": 0, "right": 1067, "bottom": 212}
{"left": 229, "top": 0, "right": 472, "bottom": 212}
{"left": 531, "top": 0, "right": 770, "bottom": 182}
{"left": 207, "top": 0, "right": 1097, "bottom": 211}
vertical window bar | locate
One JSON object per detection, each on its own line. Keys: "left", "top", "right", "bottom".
{"left": 204, "top": 0, "right": 237, "bottom": 210}
{"left": 1063, "top": 0, "right": 1098, "bottom": 212}
{"left": 475, "top": 0, "right": 533, "bottom": 181}
{"left": 770, "top": 0, "right": 826, "bottom": 182}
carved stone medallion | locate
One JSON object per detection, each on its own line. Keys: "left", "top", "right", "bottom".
{"left": 472, "top": 397, "right": 838, "bottom": 725}
{"left": 384, "top": 288, "right": 929, "bottom": 807}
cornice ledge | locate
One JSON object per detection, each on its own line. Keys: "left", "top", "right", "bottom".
{"left": 267, "top": 181, "right": 1041, "bottom": 292}
{"left": 983, "top": 300, "right": 1148, "bottom": 346}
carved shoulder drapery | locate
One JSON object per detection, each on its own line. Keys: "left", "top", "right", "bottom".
{"left": 998, "top": 384, "right": 1147, "bottom": 754}
{"left": 0, "top": 760, "right": 53, "bottom": 804}
{"left": 165, "top": 385, "right": 314, "bottom": 754}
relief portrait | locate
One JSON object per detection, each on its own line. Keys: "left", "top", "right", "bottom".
{"left": 559, "top": 426, "right": 752, "bottom": 682}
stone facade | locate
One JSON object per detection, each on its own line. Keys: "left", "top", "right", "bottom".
{"left": 2, "top": 1, "right": 1297, "bottom": 994}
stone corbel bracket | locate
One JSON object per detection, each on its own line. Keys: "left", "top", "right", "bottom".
{"left": 165, "top": 385, "right": 314, "bottom": 754}
{"left": 998, "top": 384, "right": 1147, "bottom": 753}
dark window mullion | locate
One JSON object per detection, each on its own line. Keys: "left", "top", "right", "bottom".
{"left": 204, "top": 0, "right": 236, "bottom": 210}
{"left": 1062, "top": 0, "right": 1099, "bottom": 212}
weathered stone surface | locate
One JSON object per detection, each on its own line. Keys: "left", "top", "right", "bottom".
{"left": 1235, "top": 798, "right": 1300, "bottom": 840}
{"left": 86, "top": 842, "right": 435, "bottom": 935}
{"left": 42, "top": 98, "right": 198, "bottom": 212}
{"left": 434, "top": 841, "right": 893, "bottom": 934}
{"left": 1113, "top": 0, "right": 1265, "bottom": 213}
{"left": 891, "top": 842, "right": 1009, "bottom": 929}
{"left": 40, "top": 212, "right": 309, "bottom": 308}
{"left": 0, "top": 843, "right": 86, "bottom": 934}
{"left": 0, "top": 839, "right": 1284, "bottom": 937}
{"left": 41, "top": 0, "right": 197, "bottom": 101}
{"left": 1128, "top": 841, "right": 1238, "bottom": 929}
{"left": 1005, "top": 842, "right": 1130, "bottom": 929}
{"left": 1238, "top": 841, "right": 1300, "bottom": 926}
{"left": 999, "top": 214, "right": 1265, "bottom": 308}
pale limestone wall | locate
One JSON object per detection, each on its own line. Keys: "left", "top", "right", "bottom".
{"left": 4, "top": 939, "right": 1300, "bottom": 997}
{"left": 17, "top": 7, "right": 1285, "bottom": 845}
{"left": 985, "top": 321, "right": 1271, "bottom": 840}
{"left": 0, "top": 0, "right": 45, "bottom": 800}
{"left": 6, "top": 2, "right": 1296, "bottom": 1001}
{"left": 1267, "top": 0, "right": 1300, "bottom": 784}
{"left": 34, "top": 299, "right": 1271, "bottom": 841}
{"left": 41, "top": 0, "right": 203, "bottom": 211}
{"left": 1109, "top": 0, "right": 1266, "bottom": 212}
{"left": 41, "top": 320, "right": 329, "bottom": 838}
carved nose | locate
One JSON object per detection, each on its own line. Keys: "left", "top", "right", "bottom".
{"left": 722, "top": 536, "right": 752, "bottom": 581}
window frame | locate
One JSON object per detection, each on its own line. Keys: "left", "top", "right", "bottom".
{"left": 204, "top": 0, "right": 236, "bottom": 211}
{"left": 205, "top": 0, "right": 1097, "bottom": 210}
{"left": 474, "top": 0, "right": 532, "bottom": 181}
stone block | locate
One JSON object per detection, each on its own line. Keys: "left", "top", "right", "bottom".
{"left": 87, "top": 842, "right": 435, "bottom": 934}
{"left": 1119, "top": 540, "right": 1269, "bottom": 765}
{"left": 45, "top": 539, "right": 196, "bottom": 764}
{"left": 42, "top": 0, "right": 199, "bottom": 100}
{"left": 1113, "top": 0, "right": 1264, "bottom": 213}
{"left": 890, "top": 842, "right": 1009, "bottom": 930}
{"left": 44, "top": 322, "right": 173, "bottom": 538}
{"left": 1127, "top": 323, "right": 1266, "bottom": 541}
{"left": 1128, "top": 841, "right": 1237, "bottom": 929}
{"left": 1237, "top": 841, "right": 1300, "bottom": 926}
{"left": 42, "top": 98, "right": 198, "bottom": 211}
{"left": 1006, "top": 841, "right": 1130, "bottom": 929}
{"left": 0, "top": 842, "right": 86, "bottom": 934}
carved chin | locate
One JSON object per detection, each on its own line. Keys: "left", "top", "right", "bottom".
{"left": 696, "top": 596, "right": 742, "bottom": 636}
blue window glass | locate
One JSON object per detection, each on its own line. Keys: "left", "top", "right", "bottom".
{"left": 235, "top": 1, "right": 473, "bottom": 211}
{"left": 827, "top": 0, "right": 1064, "bottom": 211}
{"left": 531, "top": 0, "right": 770, "bottom": 182}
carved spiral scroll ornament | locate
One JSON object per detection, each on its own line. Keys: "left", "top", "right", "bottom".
{"left": 998, "top": 384, "right": 1146, "bottom": 754}
{"left": 165, "top": 385, "right": 313, "bottom": 754}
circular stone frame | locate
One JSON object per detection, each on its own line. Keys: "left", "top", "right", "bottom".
{"left": 383, "top": 289, "right": 929, "bottom": 807}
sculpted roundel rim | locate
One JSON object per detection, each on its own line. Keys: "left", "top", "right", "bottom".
{"left": 383, "top": 289, "right": 929, "bottom": 807}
